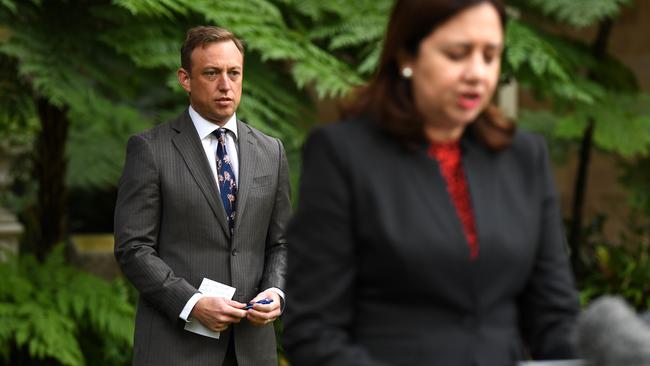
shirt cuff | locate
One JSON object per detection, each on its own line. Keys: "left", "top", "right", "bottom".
{"left": 265, "top": 287, "right": 286, "bottom": 313}
{"left": 179, "top": 293, "right": 204, "bottom": 322}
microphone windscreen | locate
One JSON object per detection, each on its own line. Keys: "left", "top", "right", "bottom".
{"left": 641, "top": 311, "right": 650, "bottom": 326}
{"left": 576, "top": 296, "right": 650, "bottom": 366}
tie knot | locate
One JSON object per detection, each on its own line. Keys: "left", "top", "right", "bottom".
{"left": 214, "top": 128, "right": 226, "bottom": 138}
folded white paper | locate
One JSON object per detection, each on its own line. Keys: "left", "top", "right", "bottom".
{"left": 184, "top": 278, "right": 236, "bottom": 339}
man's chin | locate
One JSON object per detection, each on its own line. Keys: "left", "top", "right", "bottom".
{"left": 205, "top": 111, "right": 234, "bottom": 125}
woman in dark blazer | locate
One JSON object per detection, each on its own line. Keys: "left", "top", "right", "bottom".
{"left": 282, "top": 0, "right": 580, "bottom": 365}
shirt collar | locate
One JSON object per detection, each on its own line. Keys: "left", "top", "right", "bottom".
{"left": 188, "top": 105, "right": 239, "bottom": 141}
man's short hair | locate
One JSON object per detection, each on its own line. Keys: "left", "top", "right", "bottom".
{"left": 180, "top": 26, "right": 245, "bottom": 73}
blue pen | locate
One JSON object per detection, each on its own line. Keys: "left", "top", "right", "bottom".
{"left": 244, "top": 298, "right": 273, "bottom": 310}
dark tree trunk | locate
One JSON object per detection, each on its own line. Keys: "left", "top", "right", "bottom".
{"left": 32, "top": 97, "right": 69, "bottom": 261}
{"left": 568, "top": 19, "right": 613, "bottom": 281}
{"left": 568, "top": 118, "right": 595, "bottom": 280}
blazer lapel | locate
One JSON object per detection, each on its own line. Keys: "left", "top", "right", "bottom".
{"left": 416, "top": 146, "right": 472, "bottom": 261}
{"left": 461, "top": 134, "right": 497, "bottom": 263}
{"left": 233, "top": 120, "right": 257, "bottom": 234}
{"left": 170, "top": 111, "right": 231, "bottom": 238}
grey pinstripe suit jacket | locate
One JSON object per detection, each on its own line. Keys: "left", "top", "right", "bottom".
{"left": 114, "top": 109, "right": 291, "bottom": 366}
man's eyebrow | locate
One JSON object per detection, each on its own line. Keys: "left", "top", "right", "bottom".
{"left": 201, "top": 65, "right": 242, "bottom": 70}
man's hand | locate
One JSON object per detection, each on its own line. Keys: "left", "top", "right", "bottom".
{"left": 246, "top": 290, "right": 282, "bottom": 326}
{"left": 190, "top": 297, "right": 247, "bottom": 332}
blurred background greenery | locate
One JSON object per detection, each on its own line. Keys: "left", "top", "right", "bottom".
{"left": 0, "top": 0, "right": 648, "bottom": 365}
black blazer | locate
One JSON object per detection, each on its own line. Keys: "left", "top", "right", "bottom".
{"left": 282, "top": 118, "right": 579, "bottom": 366}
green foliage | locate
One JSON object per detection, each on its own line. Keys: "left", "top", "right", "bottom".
{"left": 1, "top": 0, "right": 648, "bottom": 276}
{"left": 0, "top": 0, "right": 170, "bottom": 191}
{"left": 2, "top": 0, "right": 647, "bottom": 187}
{"left": 0, "top": 54, "right": 37, "bottom": 148}
{"left": 64, "top": 90, "right": 153, "bottom": 188}
{"left": 512, "top": 0, "right": 634, "bottom": 28}
{"left": 579, "top": 215, "right": 650, "bottom": 310}
{"left": 0, "top": 245, "right": 134, "bottom": 366}
{"left": 619, "top": 156, "right": 650, "bottom": 217}
{"left": 294, "top": 0, "right": 392, "bottom": 76}
{"left": 2, "top": 0, "right": 394, "bottom": 207}
{"left": 113, "top": 0, "right": 189, "bottom": 18}
{"left": 504, "top": 19, "right": 604, "bottom": 105}
{"left": 517, "top": 109, "right": 573, "bottom": 162}
{"left": 112, "top": 0, "right": 364, "bottom": 99}
{"left": 503, "top": 2, "right": 650, "bottom": 158}
{"left": 554, "top": 93, "right": 650, "bottom": 157}
{"left": 0, "top": 0, "right": 391, "bottom": 196}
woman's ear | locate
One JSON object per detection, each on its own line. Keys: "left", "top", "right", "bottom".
{"left": 397, "top": 51, "right": 414, "bottom": 79}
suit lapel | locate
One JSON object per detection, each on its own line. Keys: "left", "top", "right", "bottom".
{"left": 233, "top": 120, "right": 257, "bottom": 234}
{"left": 461, "top": 134, "right": 496, "bottom": 262}
{"left": 416, "top": 146, "right": 471, "bottom": 261}
{"left": 170, "top": 111, "right": 231, "bottom": 238}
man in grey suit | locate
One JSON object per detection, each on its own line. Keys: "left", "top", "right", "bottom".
{"left": 114, "top": 26, "right": 291, "bottom": 366}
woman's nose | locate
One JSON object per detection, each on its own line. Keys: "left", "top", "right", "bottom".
{"left": 463, "top": 53, "right": 489, "bottom": 82}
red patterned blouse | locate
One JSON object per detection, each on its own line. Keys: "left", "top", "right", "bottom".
{"left": 428, "top": 141, "right": 479, "bottom": 260}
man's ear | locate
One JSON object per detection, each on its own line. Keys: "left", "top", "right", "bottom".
{"left": 177, "top": 68, "right": 191, "bottom": 93}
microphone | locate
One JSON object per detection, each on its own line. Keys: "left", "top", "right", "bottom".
{"left": 575, "top": 296, "right": 650, "bottom": 366}
{"left": 641, "top": 310, "right": 650, "bottom": 326}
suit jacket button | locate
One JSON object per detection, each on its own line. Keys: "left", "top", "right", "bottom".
{"left": 231, "top": 248, "right": 238, "bottom": 256}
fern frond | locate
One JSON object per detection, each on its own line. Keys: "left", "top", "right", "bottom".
{"left": 115, "top": 0, "right": 364, "bottom": 98}
{"left": 356, "top": 41, "right": 382, "bottom": 75}
{"left": 238, "top": 54, "right": 312, "bottom": 143}
{"left": 0, "top": 245, "right": 135, "bottom": 365}
{"left": 98, "top": 13, "right": 183, "bottom": 70}
{"left": 554, "top": 93, "right": 650, "bottom": 156}
{"left": 517, "top": 109, "right": 573, "bottom": 162}
{"left": 16, "top": 304, "right": 84, "bottom": 366}
{"left": 200, "top": 1, "right": 362, "bottom": 97}
{"left": 66, "top": 89, "right": 152, "bottom": 189}
{"left": 112, "top": 0, "right": 189, "bottom": 18}
{"left": 517, "top": 0, "right": 633, "bottom": 28}
{"left": 504, "top": 19, "right": 611, "bottom": 105}
{"left": 505, "top": 20, "right": 570, "bottom": 80}
{"left": 591, "top": 93, "right": 650, "bottom": 156}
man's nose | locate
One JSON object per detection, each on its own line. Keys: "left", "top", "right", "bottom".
{"left": 216, "top": 73, "right": 231, "bottom": 91}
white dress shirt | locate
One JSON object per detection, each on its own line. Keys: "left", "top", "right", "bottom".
{"left": 179, "top": 106, "right": 284, "bottom": 321}
{"left": 189, "top": 105, "right": 240, "bottom": 188}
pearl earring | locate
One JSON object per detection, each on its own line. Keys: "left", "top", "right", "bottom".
{"left": 401, "top": 67, "right": 413, "bottom": 79}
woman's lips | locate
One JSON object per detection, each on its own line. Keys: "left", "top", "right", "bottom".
{"left": 458, "top": 93, "right": 481, "bottom": 110}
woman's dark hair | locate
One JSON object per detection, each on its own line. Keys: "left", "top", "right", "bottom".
{"left": 349, "top": 0, "right": 514, "bottom": 150}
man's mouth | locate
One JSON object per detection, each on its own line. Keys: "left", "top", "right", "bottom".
{"left": 215, "top": 97, "right": 232, "bottom": 106}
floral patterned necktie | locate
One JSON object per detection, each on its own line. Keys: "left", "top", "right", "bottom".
{"left": 214, "top": 128, "right": 237, "bottom": 235}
